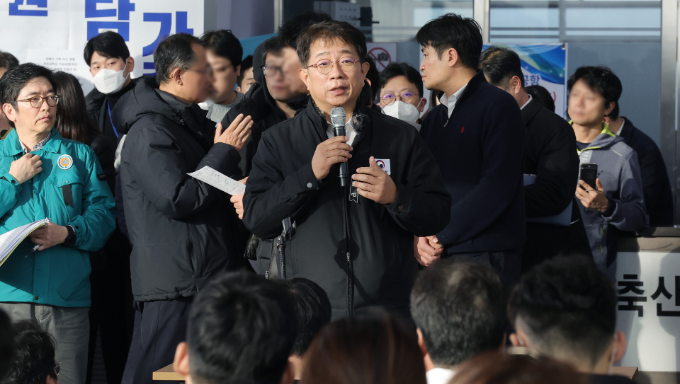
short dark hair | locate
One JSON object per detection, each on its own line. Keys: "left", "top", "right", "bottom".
{"left": 416, "top": 13, "right": 483, "bottom": 70}
{"left": 154, "top": 33, "right": 205, "bottom": 85}
{"left": 479, "top": 46, "right": 525, "bottom": 89}
{"left": 4, "top": 320, "right": 57, "bottom": 384}
{"left": 0, "top": 309, "right": 14, "bottom": 380}
{"left": 567, "top": 66, "right": 622, "bottom": 120}
{"left": 279, "top": 11, "right": 332, "bottom": 49}
{"left": 262, "top": 35, "right": 286, "bottom": 61}
{"left": 410, "top": 258, "right": 506, "bottom": 367}
{"left": 0, "top": 63, "right": 54, "bottom": 128}
{"left": 364, "top": 56, "right": 380, "bottom": 101}
{"left": 526, "top": 85, "right": 555, "bottom": 112}
{"left": 508, "top": 256, "right": 617, "bottom": 366}
{"left": 186, "top": 271, "right": 298, "bottom": 384}
{"left": 297, "top": 21, "right": 367, "bottom": 68}
{"left": 379, "top": 62, "right": 423, "bottom": 97}
{"left": 202, "top": 30, "right": 243, "bottom": 68}
{"left": 0, "top": 51, "right": 19, "bottom": 72}
{"left": 237, "top": 55, "right": 254, "bottom": 87}
{"left": 83, "top": 31, "right": 130, "bottom": 66}
{"left": 285, "top": 278, "right": 332, "bottom": 356}
{"left": 302, "top": 309, "right": 427, "bottom": 384}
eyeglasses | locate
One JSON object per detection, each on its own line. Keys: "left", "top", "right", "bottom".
{"left": 16, "top": 95, "right": 59, "bottom": 108}
{"left": 306, "top": 57, "right": 359, "bottom": 75}
{"left": 54, "top": 361, "right": 61, "bottom": 376}
{"left": 380, "top": 91, "right": 419, "bottom": 105}
{"left": 261, "top": 65, "right": 284, "bottom": 78}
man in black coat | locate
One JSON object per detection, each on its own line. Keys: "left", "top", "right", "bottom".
{"left": 243, "top": 21, "right": 451, "bottom": 320}
{"left": 415, "top": 15, "right": 526, "bottom": 285}
{"left": 479, "top": 47, "right": 592, "bottom": 272}
{"left": 114, "top": 33, "right": 253, "bottom": 384}
{"left": 607, "top": 112, "right": 673, "bottom": 226}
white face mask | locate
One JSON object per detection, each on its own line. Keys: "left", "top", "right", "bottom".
{"left": 93, "top": 61, "right": 129, "bottom": 94}
{"left": 382, "top": 100, "right": 421, "bottom": 129}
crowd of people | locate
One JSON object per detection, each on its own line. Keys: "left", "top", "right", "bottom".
{"left": 0, "top": 8, "right": 671, "bottom": 384}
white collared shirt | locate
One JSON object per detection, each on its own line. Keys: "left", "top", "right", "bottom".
{"left": 520, "top": 94, "right": 533, "bottom": 110}
{"left": 426, "top": 367, "right": 455, "bottom": 384}
{"left": 615, "top": 118, "right": 626, "bottom": 136}
{"left": 326, "top": 118, "right": 357, "bottom": 146}
{"left": 440, "top": 84, "right": 468, "bottom": 118}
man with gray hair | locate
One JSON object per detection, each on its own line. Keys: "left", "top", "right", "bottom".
{"left": 114, "top": 33, "right": 254, "bottom": 384}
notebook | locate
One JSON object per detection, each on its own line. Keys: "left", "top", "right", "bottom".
{"left": 0, "top": 219, "right": 49, "bottom": 267}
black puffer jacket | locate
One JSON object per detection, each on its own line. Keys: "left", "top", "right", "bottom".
{"left": 243, "top": 100, "right": 451, "bottom": 319}
{"left": 114, "top": 77, "right": 246, "bottom": 302}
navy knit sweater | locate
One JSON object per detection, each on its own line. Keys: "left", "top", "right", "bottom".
{"left": 420, "top": 71, "right": 526, "bottom": 254}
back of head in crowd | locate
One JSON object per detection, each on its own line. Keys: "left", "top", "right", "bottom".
{"left": 0, "top": 51, "right": 19, "bottom": 78}
{"left": 285, "top": 278, "right": 332, "bottom": 380}
{"left": 410, "top": 258, "right": 506, "bottom": 369}
{"left": 567, "top": 66, "right": 622, "bottom": 124}
{"left": 0, "top": 310, "right": 13, "bottom": 381}
{"left": 415, "top": 13, "right": 482, "bottom": 92}
{"left": 173, "top": 271, "right": 298, "bottom": 384}
{"left": 450, "top": 350, "right": 588, "bottom": 384}
{"left": 2, "top": 320, "right": 59, "bottom": 384}
{"left": 83, "top": 31, "right": 134, "bottom": 94}
{"left": 508, "top": 256, "right": 626, "bottom": 374}
{"left": 525, "top": 85, "right": 555, "bottom": 112}
{"left": 201, "top": 30, "right": 243, "bottom": 104}
{"left": 378, "top": 62, "right": 426, "bottom": 127}
{"left": 301, "top": 309, "right": 426, "bottom": 384}
{"left": 237, "top": 55, "right": 255, "bottom": 94}
{"left": 479, "top": 46, "right": 525, "bottom": 102}
{"left": 51, "top": 71, "right": 96, "bottom": 144}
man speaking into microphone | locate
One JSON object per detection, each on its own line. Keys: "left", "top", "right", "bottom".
{"left": 243, "top": 20, "right": 451, "bottom": 320}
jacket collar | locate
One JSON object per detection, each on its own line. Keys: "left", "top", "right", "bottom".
{"left": 1, "top": 128, "right": 63, "bottom": 156}
{"left": 446, "top": 71, "right": 488, "bottom": 115}
{"left": 305, "top": 96, "right": 371, "bottom": 140}
{"left": 569, "top": 121, "right": 619, "bottom": 154}
{"left": 521, "top": 96, "right": 543, "bottom": 125}
{"left": 619, "top": 116, "right": 634, "bottom": 142}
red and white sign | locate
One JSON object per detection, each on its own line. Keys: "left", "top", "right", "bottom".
{"left": 367, "top": 43, "right": 397, "bottom": 72}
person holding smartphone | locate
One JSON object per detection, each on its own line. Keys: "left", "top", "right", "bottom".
{"left": 569, "top": 66, "right": 646, "bottom": 280}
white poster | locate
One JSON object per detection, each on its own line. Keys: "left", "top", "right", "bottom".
{"left": 617, "top": 251, "right": 680, "bottom": 372}
{"left": 366, "top": 42, "right": 397, "bottom": 73}
{"left": 0, "top": 0, "right": 204, "bottom": 90}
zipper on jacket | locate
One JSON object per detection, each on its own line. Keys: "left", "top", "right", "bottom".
{"left": 342, "top": 187, "right": 354, "bottom": 318}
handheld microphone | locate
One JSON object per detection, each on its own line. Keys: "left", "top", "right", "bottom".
{"left": 330, "top": 107, "right": 349, "bottom": 188}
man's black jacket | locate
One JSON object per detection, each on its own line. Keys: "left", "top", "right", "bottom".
{"left": 620, "top": 117, "right": 673, "bottom": 226}
{"left": 420, "top": 72, "right": 526, "bottom": 254}
{"left": 221, "top": 73, "right": 309, "bottom": 179}
{"left": 521, "top": 97, "right": 593, "bottom": 271}
{"left": 114, "top": 77, "right": 246, "bottom": 302}
{"left": 242, "top": 100, "right": 451, "bottom": 319}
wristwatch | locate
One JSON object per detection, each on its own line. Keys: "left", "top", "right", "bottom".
{"left": 64, "top": 225, "right": 76, "bottom": 246}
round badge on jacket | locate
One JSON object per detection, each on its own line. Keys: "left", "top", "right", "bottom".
{"left": 57, "top": 154, "right": 73, "bottom": 170}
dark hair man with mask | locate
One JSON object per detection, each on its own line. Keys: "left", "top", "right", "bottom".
{"left": 242, "top": 20, "right": 451, "bottom": 320}
{"left": 479, "top": 46, "right": 592, "bottom": 271}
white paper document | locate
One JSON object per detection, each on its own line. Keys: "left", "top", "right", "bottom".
{"left": 0, "top": 219, "right": 50, "bottom": 267}
{"left": 188, "top": 166, "right": 246, "bottom": 196}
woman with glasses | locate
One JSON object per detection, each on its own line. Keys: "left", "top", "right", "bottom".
{"left": 0, "top": 63, "right": 116, "bottom": 384}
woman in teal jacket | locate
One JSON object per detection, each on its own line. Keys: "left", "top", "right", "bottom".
{"left": 0, "top": 63, "right": 116, "bottom": 384}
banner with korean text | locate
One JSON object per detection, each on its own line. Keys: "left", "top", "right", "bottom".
{"left": 0, "top": 0, "right": 204, "bottom": 94}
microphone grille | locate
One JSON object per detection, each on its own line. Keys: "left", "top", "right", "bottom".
{"left": 330, "top": 107, "right": 346, "bottom": 126}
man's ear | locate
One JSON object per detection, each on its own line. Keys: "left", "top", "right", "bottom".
{"left": 171, "top": 68, "right": 183, "bottom": 86}
{"left": 299, "top": 68, "right": 309, "bottom": 89}
{"left": 279, "top": 360, "right": 296, "bottom": 384}
{"left": 605, "top": 101, "right": 616, "bottom": 117}
{"left": 2, "top": 103, "right": 16, "bottom": 124}
{"left": 418, "top": 97, "right": 427, "bottom": 113}
{"left": 361, "top": 61, "right": 370, "bottom": 78}
{"left": 447, "top": 48, "right": 459, "bottom": 68}
{"left": 126, "top": 56, "right": 135, "bottom": 74}
{"left": 173, "top": 342, "right": 190, "bottom": 378}
{"left": 236, "top": 64, "right": 242, "bottom": 78}
{"left": 512, "top": 76, "right": 523, "bottom": 95}
{"left": 417, "top": 328, "right": 435, "bottom": 371}
{"left": 509, "top": 333, "right": 521, "bottom": 347}
{"left": 612, "top": 331, "right": 627, "bottom": 364}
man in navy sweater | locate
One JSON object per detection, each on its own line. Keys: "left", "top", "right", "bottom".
{"left": 415, "top": 14, "right": 526, "bottom": 284}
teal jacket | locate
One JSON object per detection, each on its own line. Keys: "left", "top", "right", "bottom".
{"left": 0, "top": 129, "right": 116, "bottom": 307}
